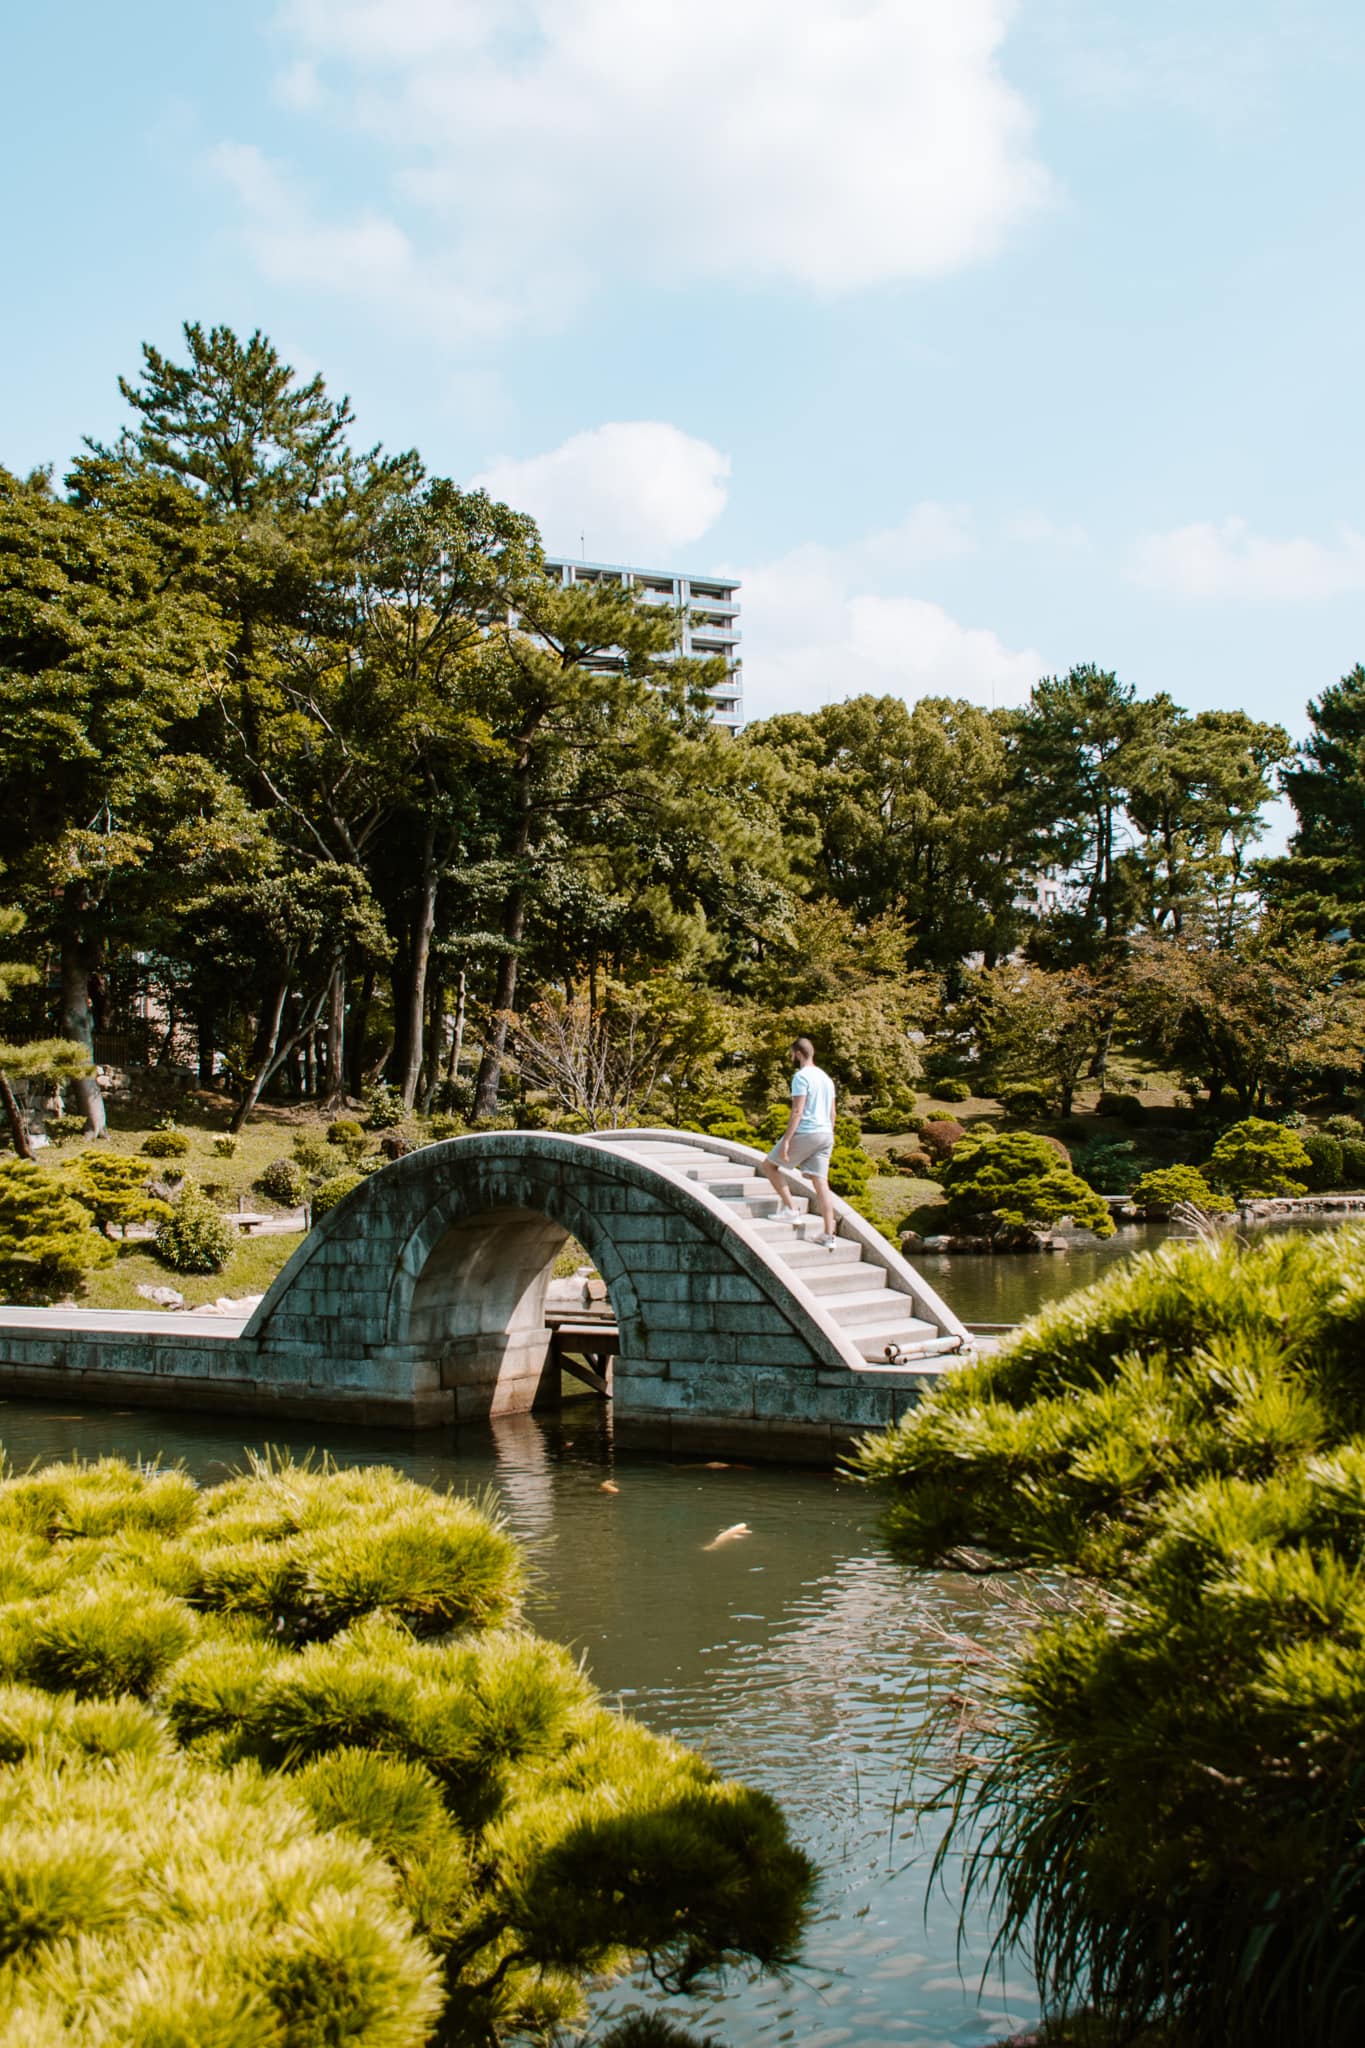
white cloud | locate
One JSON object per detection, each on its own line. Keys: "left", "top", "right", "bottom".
{"left": 738, "top": 523, "right": 1043, "bottom": 721}
{"left": 1009, "top": 510, "right": 1090, "bottom": 549}
{"left": 210, "top": 142, "right": 514, "bottom": 340}
{"left": 231, "top": 0, "right": 1049, "bottom": 333}
{"left": 475, "top": 423, "right": 731, "bottom": 562}
{"left": 1127, "top": 517, "right": 1365, "bottom": 601}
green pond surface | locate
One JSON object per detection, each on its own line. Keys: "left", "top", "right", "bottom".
{"left": 0, "top": 1397, "right": 1039, "bottom": 2048}
{"left": 922, "top": 1214, "right": 1343, "bottom": 1327}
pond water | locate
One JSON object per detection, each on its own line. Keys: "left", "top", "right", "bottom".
{"left": 922, "top": 1215, "right": 1344, "bottom": 1328}
{"left": 0, "top": 1397, "right": 1039, "bottom": 2048}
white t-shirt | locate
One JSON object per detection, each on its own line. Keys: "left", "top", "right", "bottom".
{"left": 792, "top": 1064, "right": 836, "bottom": 1133}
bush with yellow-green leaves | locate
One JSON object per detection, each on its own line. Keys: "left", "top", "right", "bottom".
{"left": 0, "top": 1453, "right": 811, "bottom": 2045}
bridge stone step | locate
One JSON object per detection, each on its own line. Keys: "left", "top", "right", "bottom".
{"left": 847, "top": 1316, "right": 944, "bottom": 1359}
{"left": 772, "top": 1238, "right": 863, "bottom": 1268}
{"left": 821, "top": 1287, "right": 920, "bottom": 1327}
{"left": 799, "top": 1263, "right": 889, "bottom": 1298}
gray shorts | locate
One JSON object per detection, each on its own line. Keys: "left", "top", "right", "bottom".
{"left": 767, "top": 1128, "right": 833, "bottom": 1180}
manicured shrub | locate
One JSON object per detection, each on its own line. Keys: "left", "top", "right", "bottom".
{"left": 1341, "top": 1138, "right": 1365, "bottom": 1188}
{"left": 0, "top": 1452, "right": 813, "bottom": 2043}
{"left": 257, "top": 1156, "right": 308, "bottom": 1206}
{"left": 212, "top": 1132, "right": 238, "bottom": 1157}
{"left": 1095, "top": 1090, "right": 1146, "bottom": 1123}
{"left": 311, "top": 1169, "right": 364, "bottom": 1218}
{"left": 860, "top": 1104, "right": 912, "bottom": 1134}
{"left": 1300, "top": 1128, "right": 1344, "bottom": 1191}
{"left": 918, "top": 1117, "right": 966, "bottom": 1164}
{"left": 0, "top": 1159, "right": 114, "bottom": 1303}
{"left": 426, "top": 1113, "right": 464, "bottom": 1143}
{"left": 1206, "top": 1116, "right": 1312, "bottom": 1197}
{"left": 933, "top": 1076, "right": 972, "bottom": 1103}
{"left": 996, "top": 1083, "right": 1052, "bottom": 1123}
{"left": 363, "top": 1082, "right": 406, "bottom": 1131}
{"left": 42, "top": 1112, "right": 87, "bottom": 1145}
{"left": 291, "top": 1132, "right": 332, "bottom": 1176}
{"left": 66, "top": 1152, "right": 172, "bottom": 1238}
{"left": 328, "top": 1116, "right": 366, "bottom": 1147}
{"left": 1322, "top": 1112, "right": 1364, "bottom": 1140}
{"left": 142, "top": 1128, "right": 192, "bottom": 1159}
{"left": 154, "top": 1177, "right": 237, "bottom": 1275}
{"left": 939, "top": 1129, "right": 1114, "bottom": 1243}
{"left": 856, "top": 1224, "right": 1365, "bottom": 2048}
{"left": 1129, "top": 1164, "right": 1234, "bottom": 1217}
{"left": 886, "top": 1145, "right": 936, "bottom": 1178}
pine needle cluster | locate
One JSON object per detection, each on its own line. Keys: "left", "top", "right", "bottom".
{"left": 0, "top": 1452, "right": 812, "bottom": 2044}
{"left": 854, "top": 1225, "right": 1365, "bottom": 2046}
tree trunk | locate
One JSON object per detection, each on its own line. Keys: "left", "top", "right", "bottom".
{"left": 196, "top": 1008, "right": 216, "bottom": 1088}
{"left": 398, "top": 828, "right": 439, "bottom": 1109}
{"left": 347, "top": 968, "right": 374, "bottom": 1099}
{"left": 420, "top": 976, "right": 444, "bottom": 1114}
{"left": 59, "top": 888, "right": 105, "bottom": 1136}
{"left": 321, "top": 962, "right": 347, "bottom": 1109}
{"left": 447, "top": 967, "right": 467, "bottom": 1087}
{"left": 473, "top": 744, "right": 534, "bottom": 1121}
{"left": 0, "top": 1074, "right": 33, "bottom": 1160}
{"left": 230, "top": 979, "right": 290, "bottom": 1132}
{"left": 473, "top": 888, "right": 525, "bottom": 1119}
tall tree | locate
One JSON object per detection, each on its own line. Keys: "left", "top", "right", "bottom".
{"left": 1122, "top": 705, "right": 1291, "bottom": 941}
{"left": 743, "top": 694, "right": 1031, "bottom": 969}
{"left": 0, "top": 470, "right": 225, "bottom": 1131}
{"left": 1265, "top": 663, "right": 1365, "bottom": 935}
{"left": 467, "top": 580, "right": 720, "bottom": 1118}
{"left": 1011, "top": 666, "right": 1156, "bottom": 959}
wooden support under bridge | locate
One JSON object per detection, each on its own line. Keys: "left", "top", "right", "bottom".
{"left": 547, "top": 1306, "right": 619, "bottom": 1398}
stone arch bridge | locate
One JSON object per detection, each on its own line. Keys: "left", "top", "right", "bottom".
{"left": 0, "top": 1129, "right": 973, "bottom": 1461}
{"left": 237, "top": 1128, "right": 970, "bottom": 1457}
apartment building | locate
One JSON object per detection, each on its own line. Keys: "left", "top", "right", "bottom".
{"left": 540, "top": 556, "right": 743, "bottom": 729}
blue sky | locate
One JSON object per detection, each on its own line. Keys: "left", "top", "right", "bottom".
{"left": 4, "top": 0, "right": 1364, "bottom": 749}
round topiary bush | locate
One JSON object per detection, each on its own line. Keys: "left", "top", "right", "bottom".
{"left": 257, "top": 1157, "right": 308, "bottom": 1207}
{"left": 939, "top": 1128, "right": 1114, "bottom": 1242}
{"left": 1206, "top": 1117, "right": 1313, "bottom": 1198}
{"left": 1300, "top": 1129, "right": 1345, "bottom": 1191}
{"left": 363, "top": 1082, "right": 406, "bottom": 1131}
{"left": 311, "top": 1170, "right": 364, "bottom": 1218}
{"left": 1341, "top": 1138, "right": 1365, "bottom": 1188}
{"left": 997, "top": 1083, "right": 1052, "bottom": 1123}
{"left": 43, "top": 1112, "right": 88, "bottom": 1145}
{"left": 327, "top": 1117, "right": 365, "bottom": 1147}
{"left": 1095, "top": 1090, "right": 1147, "bottom": 1123}
{"left": 933, "top": 1077, "right": 972, "bottom": 1104}
{"left": 918, "top": 1117, "right": 967, "bottom": 1164}
{"left": 142, "top": 1129, "right": 192, "bottom": 1160}
{"left": 0, "top": 1159, "right": 115, "bottom": 1303}
{"left": 1322, "top": 1113, "right": 1364, "bottom": 1141}
{"left": 291, "top": 1132, "right": 332, "bottom": 1176}
{"left": 1130, "top": 1164, "right": 1235, "bottom": 1217}
{"left": 154, "top": 1178, "right": 237, "bottom": 1275}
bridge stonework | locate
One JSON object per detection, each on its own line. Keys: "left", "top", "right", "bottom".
{"left": 0, "top": 1131, "right": 962, "bottom": 1460}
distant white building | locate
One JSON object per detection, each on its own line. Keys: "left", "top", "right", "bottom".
{"left": 540, "top": 556, "right": 743, "bottom": 730}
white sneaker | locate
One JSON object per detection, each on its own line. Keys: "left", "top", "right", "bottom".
{"left": 816, "top": 1232, "right": 839, "bottom": 1248}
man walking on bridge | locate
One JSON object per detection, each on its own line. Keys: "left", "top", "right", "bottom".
{"left": 761, "top": 1037, "right": 839, "bottom": 1246}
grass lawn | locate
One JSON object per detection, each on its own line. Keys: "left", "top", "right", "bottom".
{"left": 79, "top": 1231, "right": 306, "bottom": 1312}
{"left": 41, "top": 1097, "right": 341, "bottom": 1217}
{"left": 864, "top": 1171, "right": 945, "bottom": 1233}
